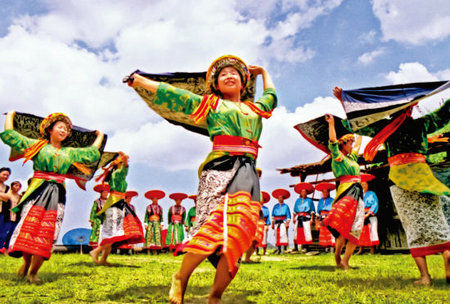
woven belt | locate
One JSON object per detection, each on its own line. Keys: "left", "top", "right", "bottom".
{"left": 338, "top": 175, "right": 361, "bottom": 183}
{"left": 33, "top": 171, "right": 67, "bottom": 184}
{"left": 149, "top": 215, "right": 160, "bottom": 221}
{"left": 171, "top": 214, "right": 183, "bottom": 223}
{"left": 388, "top": 153, "right": 426, "bottom": 166}
{"left": 297, "top": 212, "right": 310, "bottom": 216}
{"left": 212, "top": 135, "right": 260, "bottom": 158}
{"left": 273, "top": 216, "right": 287, "bottom": 221}
{"left": 110, "top": 191, "right": 127, "bottom": 199}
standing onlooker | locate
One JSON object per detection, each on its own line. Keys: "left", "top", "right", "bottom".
{"left": 0, "top": 180, "right": 21, "bottom": 253}
{"left": 358, "top": 180, "right": 379, "bottom": 254}
{"left": 271, "top": 189, "right": 291, "bottom": 254}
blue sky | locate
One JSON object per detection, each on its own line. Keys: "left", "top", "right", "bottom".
{"left": 0, "top": 0, "right": 449, "bottom": 244}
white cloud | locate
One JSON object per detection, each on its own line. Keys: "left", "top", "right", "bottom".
{"left": 385, "top": 62, "right": 439, "bottom": 84}
{"left": 359, "top": 30, "right": 377, "bottom": 44}
{"left": 372, "top": 0, "right": 450, "bottom": 44}
{"left": 357, "top": 48, "right": 385, "bottom": 65}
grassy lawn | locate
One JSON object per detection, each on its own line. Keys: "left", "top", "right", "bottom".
{"left": 0, "top": 252, "right": 448, "bottom": 304}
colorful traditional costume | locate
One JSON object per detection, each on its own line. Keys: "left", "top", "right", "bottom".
{"left": 88, "top": 184, "right": 109, "bottom": 247}
{"left": 0, "top": 113, "right": 101, "bottom": 259}
{"left": 144, "top": 190, "right": 165, "bottom": 250}
{"left": 358, "top": 190, "right": 380, "bottom": 246}
{"left": 272, "top": 189, "right": 291, "bottom": 247}
{"left": 129, "top": 55, "right": 276, "bottom": 276}
{"left": 165, "top": 193, "right": 187, "bottom": 249}
{"left": 256, "top": 191, "right": 271, "bottom": 249}
{"left": 322, "top": 137, "right": 365, "bottom": 244}
{"left": 293, "top": 183, "right": 315, "bottom": 246}
{"left": 354, "top": 99, "right": 450, "bottom": 257}
{"left": 315, "top": 182, "right": 337, "bottom": 247}
{"left": 185, "top": 194, "right": 197, "bottom": 242}
{"left": 97, "top": 164, "right": 144, "bottom": 248}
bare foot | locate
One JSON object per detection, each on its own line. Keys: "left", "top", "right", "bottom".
{"left": 90, "top": 250, "right": 100, "bottom": 265}
{"left": 414, "top": 276, "right": 431, "bottom": 286}
{"left": 334, "top": 254, "right": 341, "bottom": 267}
{"left": 208, "top": 296, "right": 222, "bottom": 304}
{"left": 26, "top": 274, "right": 43, "bottom": 285}
{"left": 169, "top": 274, "right": 183, "bottom": 304}
{"left": 340, "top": 262, "right": 351, "bottom": 271}
{"left": 18, "top": 264, "right": 29, "bottom": 279}
{"left": 100, "top": 261, "right": 112, "bottom": 267}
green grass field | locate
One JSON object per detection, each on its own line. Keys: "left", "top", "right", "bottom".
{"left": 0, "top": 252, "right": 448, "bottom": 304}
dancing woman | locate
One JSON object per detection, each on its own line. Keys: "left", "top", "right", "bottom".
{"left": 125, "top": 55, "right": 276, "bottom": 304}
{"left": 89, "top": 184, "right": 110, "bottom": 247}
{"left": 336, "top": 87, "right": 450, "bottom": 285}
{"left": 0, "top": 111, "right": 103, "bottom": 283}
{"left": 323, "top": 114, "right": 364, "bottom": 270}
{"left": 90, "top": 153, "right": 144, "bottom": 266}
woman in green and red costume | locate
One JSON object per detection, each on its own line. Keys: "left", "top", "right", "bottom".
{"left": 323, "top": 114, "right": 365, "bottom": 270}
{"left": 125, "top": 54, "right": 276, "bottom": 304}
{"left": 185, "top": 195, "right": 197, "bottom": 241}
{"left": 89, "top": 153, "right": 144, "bottom": 266}
{"left": 144, "top": 190, "right": 165, "bottom": 253}
{"left": 0, "top": 111, "right": 103, "bottom": 283}
{"left": 89, "top": 183, "right": 110, "bottom": 248}
{"left": 335, "top": 87, "right": 450, "bottom": 285}
{"left": 165, "top": 193, "right": 187, "bottom": 250}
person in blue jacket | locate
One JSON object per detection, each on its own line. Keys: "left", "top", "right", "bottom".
{"left": 357, "top": 181, "right": 379, "bottom": 254}
{"left": 292, "top": 183, "right": 315, "bottom": 253}
{"left": 271, "top": 189, "right": 291, "bottom": 254}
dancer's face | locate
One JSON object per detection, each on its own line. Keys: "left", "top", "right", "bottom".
{"left": 277, "top": 196, "right": 284, "bottom": 204}
{"left": 49, "top": 121, "right": 69, "bottom": 143}
{"left": 300, "top": 189, "right": 308, "bottom": 198}
{"left": 322, "top": 189, "right": 329, "bottom": 198}
{"left": 361, "top": 182, "right": 369, "bottom": 193}
{"left": 152, "top": 198, "right": 159, "bottom": 204}
{"left": 341, "top": 140, "right": 354, "bottom": 155}
{"left": 217, "top": 67, "right": 243, "bottom": 97}
{"left": 12, "top": 183, "right": 22, "bottom": 192}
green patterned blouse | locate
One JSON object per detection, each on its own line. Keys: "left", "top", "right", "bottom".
{"left": 0, "top": 129, "right": 100, "bottom": 208}
{"left": 109, "top": 165, "right": 128, "bottom": 193}
{"left": 185, "top": 206, "right": 196, "bottom": 228}
{"left": 328, "top": 140, "right": 360, "bottom": 177}
{"left": 154, "top": 82, "right": 277, "bottom": 173}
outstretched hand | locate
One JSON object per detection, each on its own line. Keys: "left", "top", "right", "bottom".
{"left": 325, "top": 114, "right": 334, "bottom": 124}
{"left": 333, "top": 86, "right": 343, "bottom": 101}
{"left": 248, "top": 65, "right": 264, "bottom": 75}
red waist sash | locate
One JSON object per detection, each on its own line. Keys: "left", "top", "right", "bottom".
{"left": 171, "top": 214, "right": 183, "bottom": 223}
{"left": 190, "top": 216, "right": 196, "bottom": 222}
{"left": 149, "top": 215, "right": 160, "bottom": 221}
{"left": 338, "top": 175, "right": 361, "bottom": 183}
{"left": 388, "top": 153, "right": 426, "bottom": 167}
{"left": 320, "top": 211, "right": 330, "bottom": 216}
{"left": 110, "top": 191, "right": 127, "bottom": 199}
{"left": 33, "top": 171, "right": 68, "bottom": 184}
{"left": 274, "top": 216, "right": 287, "bottom": 221}
{"left": 212, "top": 135, "right": 260, "bottom": 158}
{"left": 297, "top": 212, "right": 310, "bottom": 217}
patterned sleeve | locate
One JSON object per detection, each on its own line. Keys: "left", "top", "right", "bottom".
{"left": 421, "top": 99, "right": 450, "bottom": 134}
{"left": 328, "top": 140, "right": 342, "bottom": 161}
{"left": 144, "top": 207, "right": 149, "bottom": 224}
{"left": 0, "top": 129, "right": 38, "bottom": 153}
{"left": 181, "top": 207, "right": 186, "bottom": 225}
{"left": 253, "top": 88, "right": 277, "bottom": 112}
{"left": 89, "top": 201, "right": 97, "bottom": 221}
{"left": 155, "top": 82, "right": 203, "bottom": 115}
{"left": 110, "top": 165, "right": 128, "bottom": 193}
{"left": 68, "top": 146, "right": 100, "bottom": 164}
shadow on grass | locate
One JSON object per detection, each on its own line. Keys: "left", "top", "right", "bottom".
{"left": 107, "top": 284, "right": 261, "bottom": 303}
{"left": 0, "top": 271, "right": 86, "bottom": 284}
{"left": 335, "top": 276, "right": 450, "bottom": 290}
{"left": 288, "top": 265, "right": 340, "bottom": 272}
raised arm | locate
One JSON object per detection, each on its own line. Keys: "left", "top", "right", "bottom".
{"left": 128, "top": 74, "right": 160, "bottom": 93}
{"left": 325, "top": 114, "right": 337, "bottom": 142}
{"left": 248, "top": 65, "right": 277, "bottom": 113}
{"left": 249, "top": 66, "right": 275, "bottom": 91}
{"left": 354, "top": 135, "right": 362, "bottom": 154}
